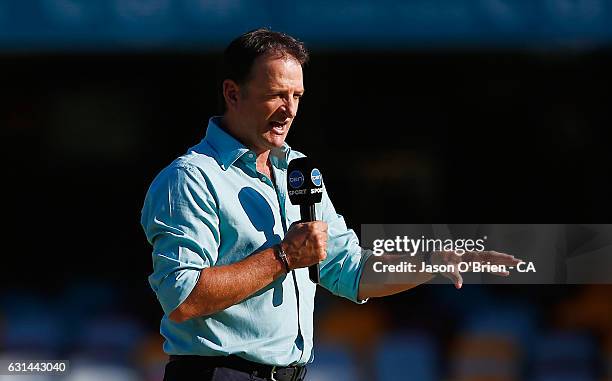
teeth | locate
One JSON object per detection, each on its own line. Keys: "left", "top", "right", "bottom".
{"left": 271, "top": 123, "right": 285, "bottom": 133}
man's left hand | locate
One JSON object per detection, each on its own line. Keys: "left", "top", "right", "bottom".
{"left": 430, "top": 250, "right": 522, "bottom": 289}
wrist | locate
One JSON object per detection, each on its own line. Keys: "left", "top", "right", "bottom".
{"left": 274, "top": 243, "right": 291, "bottom": 273}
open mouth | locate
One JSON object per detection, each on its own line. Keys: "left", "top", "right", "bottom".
{"left": 269, "top": 120, "right": 288, "bottom": 135}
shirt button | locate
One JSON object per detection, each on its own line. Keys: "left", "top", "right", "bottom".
{"left": 247, "top": 153, "right": 255, "bottom": 159}
{"left": 260, "top": 177, "right": 267, "bottom": 182}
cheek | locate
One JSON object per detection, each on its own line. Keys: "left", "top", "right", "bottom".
{"left": 241, "top": 99, "right": 272, "bottom": 116}
{"left": 262, "top": 100, "right": 282, "bottom": 116}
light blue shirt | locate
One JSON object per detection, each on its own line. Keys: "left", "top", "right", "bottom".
{"left": 141, "top": 117, "right": 371, "bottom": 366}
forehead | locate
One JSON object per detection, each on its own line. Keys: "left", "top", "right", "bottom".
{"left": 247, "top": 54, "right": 304, "bottom": 90}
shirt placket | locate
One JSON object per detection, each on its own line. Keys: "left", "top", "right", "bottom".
{"left": 242, "top": 153, "right": 306, "bottom": 364}
{"left": 272, "top": 164, "right": 306, "bottom": 364}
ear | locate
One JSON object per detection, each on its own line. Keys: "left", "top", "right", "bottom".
{"left": 223, "top": 79, "right": 241, "bottom": 110}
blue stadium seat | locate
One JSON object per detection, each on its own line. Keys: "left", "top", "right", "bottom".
{"left": 463, "top": 303, "right": 537, "bottom": 348}
{"left": 307, "top": 343, "right": 358, "bottom": 381}
{"left": 375, "top": 332, "right": 437, "bottom": 381}
{"left": 530, "top": 332, "right": 597, "bottom": 381}
{"left": 75, "top": 315, "right": 145, "bottom": 365}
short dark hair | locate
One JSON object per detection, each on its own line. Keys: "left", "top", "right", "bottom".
{"left": 217, "top": 28, "right": 309, "bottom": 112}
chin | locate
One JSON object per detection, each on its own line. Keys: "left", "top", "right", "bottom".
{"left": 262, "top": 135, "right": 287, "bottom": 149}
{"left": 268, "top": 140, "right": 285, "bottom": 149}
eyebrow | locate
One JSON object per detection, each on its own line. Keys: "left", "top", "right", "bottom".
{"left": 268, "top": 88, "right": 305, "bottom": 94}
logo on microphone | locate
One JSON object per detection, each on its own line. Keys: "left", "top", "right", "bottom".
{"left": 310, "top": 168, "right": 322, "bottom": 186}
{"left": 288, "top": 170, "right": 305, "bottom": 189}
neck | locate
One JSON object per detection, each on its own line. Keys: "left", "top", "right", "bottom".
{"left": 221, "top": 115, "right": 272, "bottom": 174}
{"left": 256, "top": 151, "right": 271, "bottom": 173}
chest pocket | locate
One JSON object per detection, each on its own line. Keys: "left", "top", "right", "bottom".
{"left": 214, "top": 186, "right": 283, "bottom": 266}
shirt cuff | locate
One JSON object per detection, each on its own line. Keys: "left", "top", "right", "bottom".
{"left": 339, "top": 248, "right": 374, "bottom": 304}
{"left": 153, "top": 268, "right": 201, "bottom": 316}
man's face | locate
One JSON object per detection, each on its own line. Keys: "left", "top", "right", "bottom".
{"left": 229, "top": 54, "right": 304, "bottom": 153}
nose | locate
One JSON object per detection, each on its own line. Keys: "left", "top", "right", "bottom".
{"left": 281, "top": 97, "right": 297, "bottom": 119}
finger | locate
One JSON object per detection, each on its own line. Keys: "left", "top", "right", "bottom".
{"left": 454, "top": 271, "right": 463, "bottom": 289}
{"left": 316, "top": 221, "right": 328, "bottom": 232}
{"left": 482, "top": 251, "right": 514, "bottom": 260}
{"left": 469, "top": 258, "right": 517, "bottom": 270}
{"left": 288, "top": 221, "right": 301, "bottom": 230}
{"left": 461, "top": 251, "right": 479, "bottom": 262}
{"left": 444, "top": 270, "right": 463, "bottom": 289}
{"left": 461, "top": 251, "right": 499, "bottom": 262}
{"left": 487, "top": 251, "right": 518, "bottom": 259}
{"left": 493, "top": 257, "right": 521, "bottom": 267}
{"left": 485, "top": 258, "right": 520, "bottom": 268}
{"left": 479, "top": 252, "right": 521, "bottom": 266}
{"left": 320, "top": 249, "right": 327, "bottom": 261}
{"left": 492, "top": 271, "right": 510, "bottom": 277}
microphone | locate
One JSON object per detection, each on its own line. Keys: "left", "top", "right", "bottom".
{"left": 287, "top": 157, "right": 324, "bottom": 284}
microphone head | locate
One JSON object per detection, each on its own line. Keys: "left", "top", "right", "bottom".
{"left": 287, "top": 157, "right": 323, "bottom": 205}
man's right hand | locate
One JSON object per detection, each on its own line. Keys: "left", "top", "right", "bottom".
{"left": 169, "top": 222, "right": 328, "bottom": 322}
{"left": 281, "top": 221, "right": 328, "bottom": 270}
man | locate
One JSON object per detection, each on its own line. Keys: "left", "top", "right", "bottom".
{"left": 141, "top": 28, "right": 519, "bottom": 381}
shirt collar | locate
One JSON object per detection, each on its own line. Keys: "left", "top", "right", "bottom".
{"left": 204, "top": 116, "right": 291, "bottom": 171}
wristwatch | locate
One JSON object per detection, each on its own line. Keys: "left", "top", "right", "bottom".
{"left": 274, "top": 244, "right": 291, "bottom": 273}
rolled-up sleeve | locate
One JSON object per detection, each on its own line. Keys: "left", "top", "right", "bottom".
{"left": 141, "top": 163, "right": 220, "bottom": 315}
{"left": 318, "top": 187, "right": 372, "bottom": 304}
